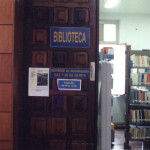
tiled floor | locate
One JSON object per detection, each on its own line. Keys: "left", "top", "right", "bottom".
{"left": 112, "top": 129, "right": 143, "bottom": 150}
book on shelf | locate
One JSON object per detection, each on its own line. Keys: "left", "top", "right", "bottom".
{"left": 130, "top": 89, "right": 150, "bottom": 103}
{"left": 131, "top": 73, "right": 139, "bottom": 85}
{"left": 130, "top": 127, "right": 148, "bottom": 140}
{"left": 130, "top": 55, "right": 150, "bottom": 67}
{"left": 130, "top": 110, "right": 150, "bottom": 122}
{"left": 131, "top": 72, "right": 150, "bottom": 85}
{"left": 102, "top": 47, "right": 114, "bottom": 54}
{"left": 147, "top": 74, "right": 150, "bottom": 85}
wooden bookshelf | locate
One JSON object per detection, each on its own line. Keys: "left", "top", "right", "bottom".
{"left": 124, "top": 50, "right": 150, "bottom": 149}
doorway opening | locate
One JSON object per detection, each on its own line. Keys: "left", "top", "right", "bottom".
{"left": 99, "top": 0, "right": 150, "bottom": 149}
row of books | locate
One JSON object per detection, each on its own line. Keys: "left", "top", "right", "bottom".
{"left": 130, "top": 55, "right": 150, "bottom": 67}
{"left": 130, "top": 110, "right": 150, "bottom": 122}
{"left": 130, "top": 89, "right": 150, "bottom": 103}
{"left": 101, "top": 47, "right": 114, "bottom": 54}
{"left": 130, "top": 127, "right": 150, "bottom": 140}
{"left": 131, "top": 73, "right": 150, "bottom": 85}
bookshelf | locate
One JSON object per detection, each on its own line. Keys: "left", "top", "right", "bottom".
{"left": 124, "top": 50, "right": 150, "bottom": 149}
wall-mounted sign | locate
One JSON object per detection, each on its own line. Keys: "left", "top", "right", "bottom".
{"left": 50, "top": 27, "right": 90, "bottom": 48}
{"left": 50, "top": 68, "right": 89, "bottom": 79}
{"left": 57, "top": 79, "right": 81, "bottom": 91}
{"left": 28, "top": 67, "right": 49, "bottom": 97}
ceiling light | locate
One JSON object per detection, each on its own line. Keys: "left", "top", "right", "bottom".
{"left": 104, "top": 0, "right": 119, "bottom": 8}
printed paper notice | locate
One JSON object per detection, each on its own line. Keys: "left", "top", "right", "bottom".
{"left": 28, "top": 68, "right": 49, "bottom": 97}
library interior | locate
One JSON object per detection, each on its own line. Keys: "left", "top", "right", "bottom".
{"left": 99, "top": 0, "right": 150, "bottom": 149}
{"left": 0, "top": 0, "right": 150, "bottom": 150}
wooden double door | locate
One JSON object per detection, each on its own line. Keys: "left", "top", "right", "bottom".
{"left": 21, "top": 0, "right": 98, "bottom": 150}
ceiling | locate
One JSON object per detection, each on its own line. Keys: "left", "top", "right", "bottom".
{"left": 100, "top": 0, "right": 150, "bottom": 14}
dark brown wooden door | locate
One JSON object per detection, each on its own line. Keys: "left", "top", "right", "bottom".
{"left": 22, "top": 0, "right": 98, "bottom": 150}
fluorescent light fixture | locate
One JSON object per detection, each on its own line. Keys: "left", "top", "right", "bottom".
{"left": 104, "top": 0, "right": 119, "bottom": 8}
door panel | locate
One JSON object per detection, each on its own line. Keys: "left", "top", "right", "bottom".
{"left": 34, "top": 0, "right": 49, "bottom": 6}
{"left": 53, "top": 51, "right": 68, "bottom": 67}
{"left": 49, "top": 140, "right": 66, "bottom": 150}
{"left": 0, "top": 0, "right": 14, "bottom": 24}
{"left": 32, "top": 51, "right": 47, "bottom": 67}
{"left": 47, "top": 118, "right": 67, "bottom": 135}
{"left": 54, "top": 7, "right": 69, "bottom": 24}
{"left": 31, "top": 97, "right": 46, "bottom": 112}
{"left": 54, "top": 0, "right": 69, "bottom": 2}
{"left": 72, "top": 118, "right": 87, "bottom": 134}
{"left": 74, "top": 0, "right": 88, "bottom": 2}
{"left": 72, "top": 140, "right": 87, "bottom": 150}
{"left": 72, "top": 96, "right": 87, "bottom": 112}
{"left": 31, "top": 117, "right": 46, "bottom": 136}
{"left": 0, "top": 142, "right": 13, "bottom": 150}
{"left": 0, "top": 26, "right": 13, "bottom": 53}
{"left": 0, "top": 113, "right": 12, "bottom": 140}
{"left": 51, "top": 118, "right": 67, "bottom": 134}
{"left": 23, "top": 0, "right": 98, "bottom": 149}
{"left": 33, "top": 29, "right": 47, "bottom": 45}
{"left": 0, "top": 54, "right": 12, "bottom": 82}
{"left": 52, "top": 95, "right": 67, "bottom": 113}
{"left": 33, "top": 7, "right": 49, "bottom": 24}
{"left": 74, "top": 8, "right": 89, "bottom": 25}
{"left": 73, "top": 52, "right": 88, "bottom": 68}
{"left": 0, "top": 84, "right": 12, "bottom": 112}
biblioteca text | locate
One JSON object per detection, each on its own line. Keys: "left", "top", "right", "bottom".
{"left": 53, "top": 31, "right": 86, "bottom": 43}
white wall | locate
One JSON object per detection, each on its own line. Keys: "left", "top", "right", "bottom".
{"left": 100, "top": 13, "right": 150, "bottom": 50}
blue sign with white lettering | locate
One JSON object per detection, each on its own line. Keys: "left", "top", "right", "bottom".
{"left": 50, "top": 27, "right": 90, "bottom": 48}
{"left": 50, "top": 68, "right": 89, "bottom": 79}
{"left": 57, "top": 79, "right": 81, "bottom": 91}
